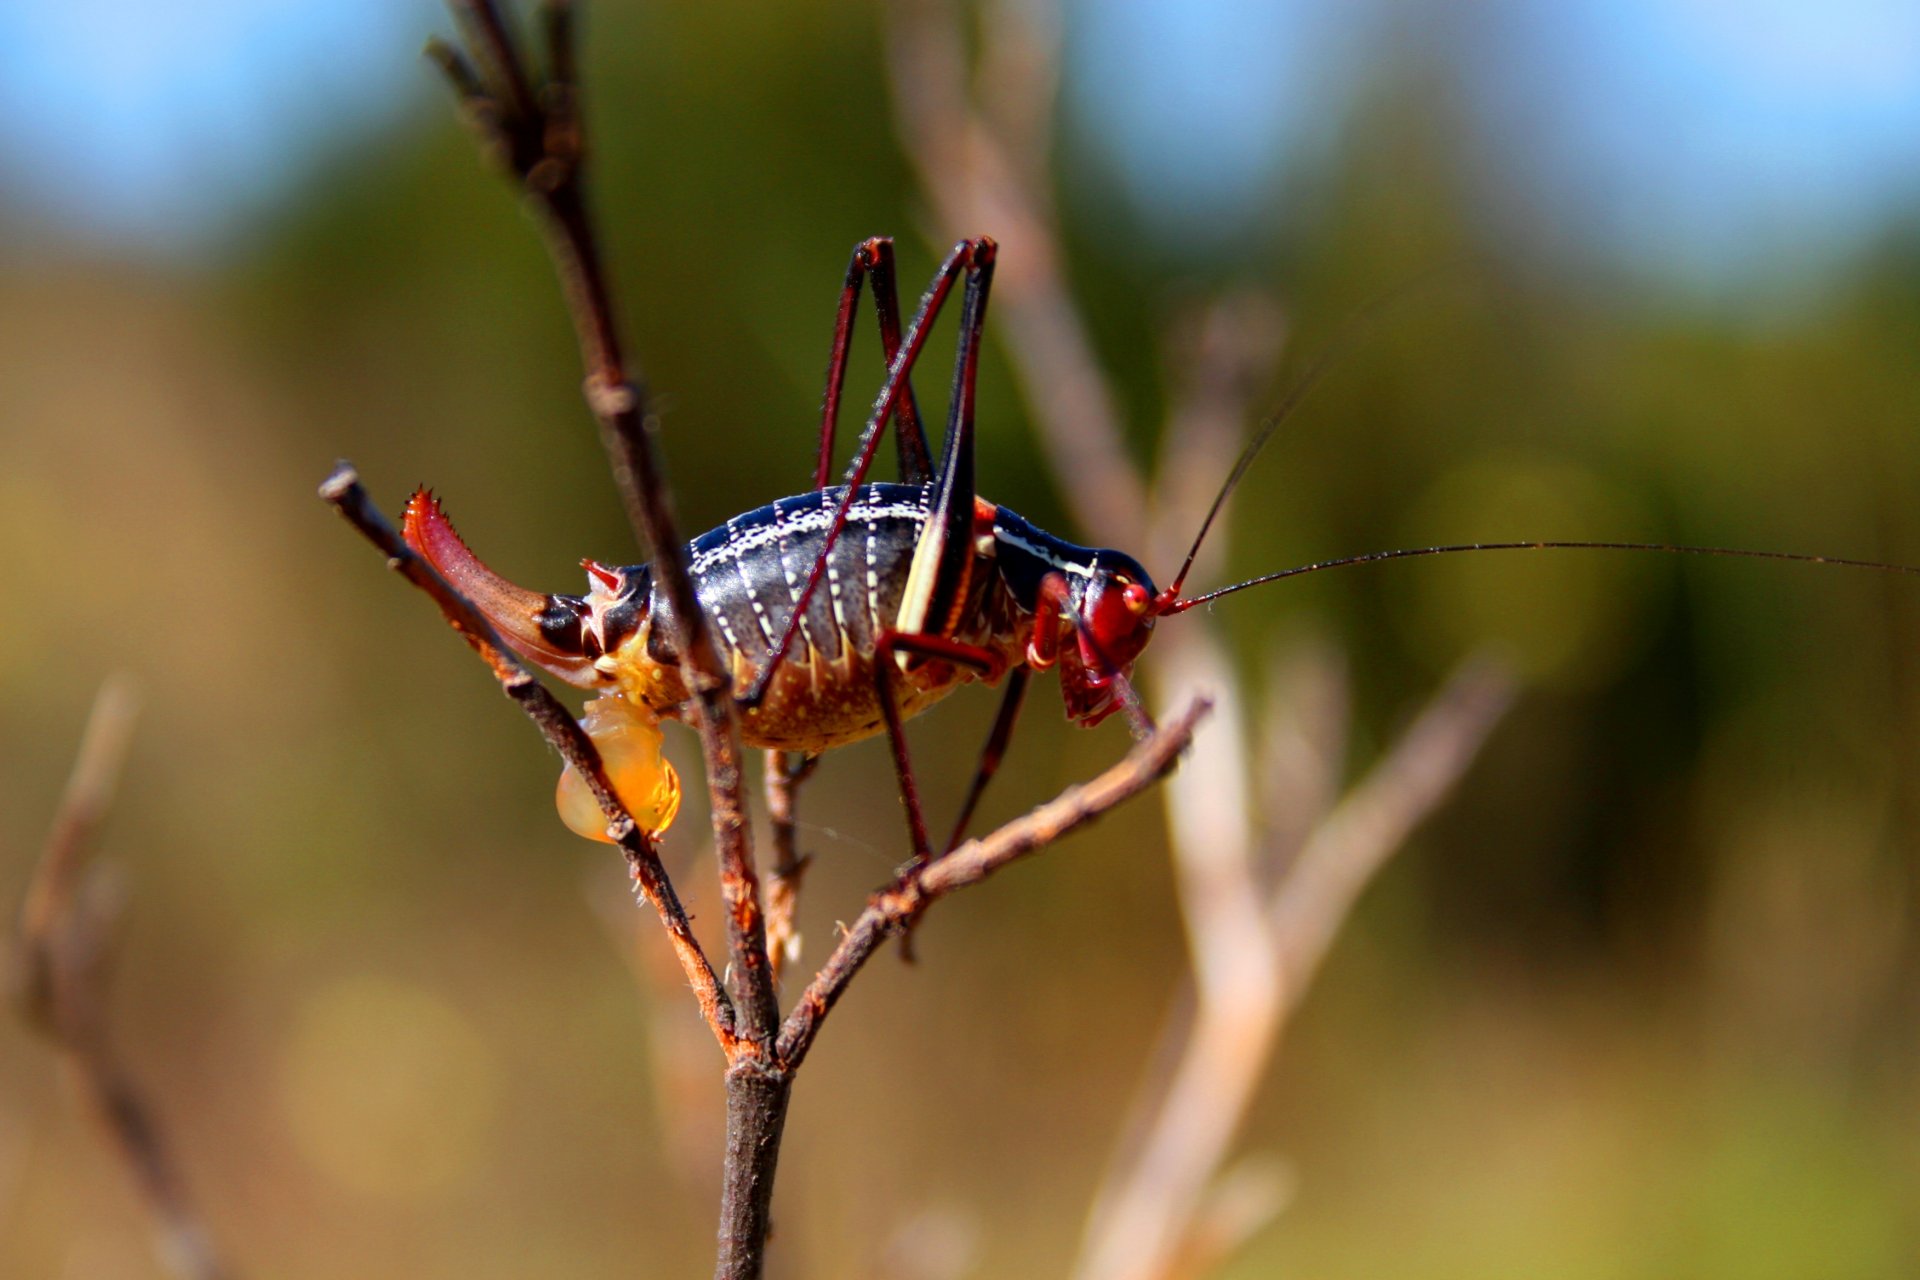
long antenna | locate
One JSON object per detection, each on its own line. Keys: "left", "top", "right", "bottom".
{"left": 1165, "top": 541, "right": 1920, "bottom": 613}
{"left": 1162, "top": 264, "right": 1460, "bottom": 602}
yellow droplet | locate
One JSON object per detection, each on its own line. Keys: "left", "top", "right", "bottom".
{"left": 556, "top": 694, "right": 681, "bottom": 842}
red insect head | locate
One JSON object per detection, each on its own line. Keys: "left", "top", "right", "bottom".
{"left": 1057, "top": 554, "right": 1159, "bottom": 727}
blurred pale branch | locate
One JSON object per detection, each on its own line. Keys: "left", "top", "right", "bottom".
{"left": 11, "top": 676, "right": 234, "bottom": 1280}
{"left": 887, "top": 0, "right": 1145, "bottom": 549}
{"left": 1079, "top": 658, "right": 1512, "bottom": 1280}
{"left": 865, "top": 1204, "right": 984, "bottom": 1280}
{"left": 882, "top": 5, "right": 1517, "bottom": 1279}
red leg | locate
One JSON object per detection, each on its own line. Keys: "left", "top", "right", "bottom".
{"left": 872, "top": 629, "right": 1002, "bottom": 865}
{"left": 944, "top": 666, "right": 1030, "bottom": 853}
{"left": 814, "top": 237, "right": 932, "bottom": 490}
{"left": 742, "top": 237, "right": 997, "bottom": 710}
{"left": 894, "top": 239, "right": 996, "bottom": 645}
{"left": 867, "top": 240, "right": 934, "bottom": 485}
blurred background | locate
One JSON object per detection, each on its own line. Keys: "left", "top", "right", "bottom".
{"left": 4, "top": 0, "right": 1920, "bottom": 1275}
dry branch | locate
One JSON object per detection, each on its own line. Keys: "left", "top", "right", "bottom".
{"left": 318, "top": 464, "right": 738, "bottom": 1051}
{"left": 429, "top": 0, "right": 778, "bottom": 1046}
{"left": 425, "top": 9, "right": 790, "bottom": 1271}
{"left": 323, "top": 7, "right": 1222, "bottom": 1277}
{"left": 763, "top": 750, "right": 819, "bottom": 986}
{"left": 12, "top": 678, "right": 233, "bottom": 1280}
{"left": 1272, "top": 661, "right": 1516, "bottom": 985}
{"left": 776, "top": 698, "right": 1211, "bottom": 1069}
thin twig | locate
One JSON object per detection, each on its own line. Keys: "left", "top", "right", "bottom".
{"left": 318, "top": 463, "right": 739, "bottom": 1051}
{"left": 13, "top": 678, "right": 233, "bottom": 1280}
{"left": 430, "top": 0, "right": 778, "bottom": 1047}
{"left": 777, "top": 698, "right": 1211, "bottom": 1070}
{"left": 763, "top": 751, "right": 818, "bottom": 985}
{"left": 425, "top": 12, "right": 785, "bottom": 1272}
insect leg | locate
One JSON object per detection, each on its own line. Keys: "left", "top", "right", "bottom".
{"left": 867, "top": 239, "right": 934, "bottom": 485}
{"left": 943, "top": 666, "right": 1031, "bottom": 853}
{"left": 1033, "top": 572, "right": 1156, "bottom": 737}
{"left": 813, "top": 241, "right": 1007, "bottom": 855}
{"left": 892, "top": 238, "right": 998, "bottom": 652}
{"left": 1026, "top": 570, "right": 1071, "bottom": 669}
{"left": 742, "top": 236, "right": 997, "bottom": 709}
{"left": 815, "top": 238, "right": 931, "bottom": 491}
{"left": 872, "top": 630, "right": 1002, "bottom": 865}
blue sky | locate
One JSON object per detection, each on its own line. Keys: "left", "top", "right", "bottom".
{"left": 0, "top": 0, "right": 427, "bottom": 247}
{"left": 1463, "top": 0, "right": 1920, "bottom": 287}
{"left": 4, "top": 0, "right": 1919, "bottom": 288}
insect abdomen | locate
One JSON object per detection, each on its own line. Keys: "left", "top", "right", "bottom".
{"left": 685, "top": 484, "right": 924, "bottom": 665}
{"left": 647, "top": 483, "right": 962, "bottom": 750}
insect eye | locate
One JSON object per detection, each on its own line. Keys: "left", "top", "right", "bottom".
{"left": 1088, "top": 577, "right": 1144, "bottom": 646}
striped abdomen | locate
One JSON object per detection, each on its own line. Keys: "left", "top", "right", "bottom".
{"left": 627, "top": 483, "right": 1019, "bottom": 751}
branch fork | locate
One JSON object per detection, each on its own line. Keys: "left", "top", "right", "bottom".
{"left": 321, "top": 5, "right": 1207, "bottom": 1276}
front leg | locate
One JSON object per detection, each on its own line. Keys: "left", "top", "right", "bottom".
{"left": 871, "top": 630, "right": 1001, "bottom": 866}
